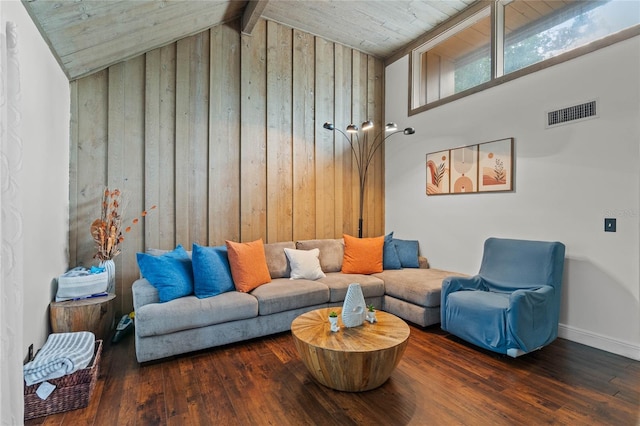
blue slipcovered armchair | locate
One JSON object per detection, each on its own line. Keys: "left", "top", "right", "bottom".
{"left": 441, "top": 237, "right": 566, "bottom": 357}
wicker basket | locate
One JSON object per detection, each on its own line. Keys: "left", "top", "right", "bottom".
{"left": 24, "top": 340, "right": 102, "bottom": 420}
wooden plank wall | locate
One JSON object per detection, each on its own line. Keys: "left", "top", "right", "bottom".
{"left": 69, "top": 19, "right": 385, "bottom": 314}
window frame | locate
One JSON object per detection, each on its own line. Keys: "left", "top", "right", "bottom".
{"left": 410, "top": 4, "right": 492, "bottom": 107}
{"left": 407, "top": 0, "right": 640, "bottom": 116}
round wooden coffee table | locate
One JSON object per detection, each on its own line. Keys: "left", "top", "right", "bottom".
{"left": 291, "top": 307, "right": 410, "bottom": 392}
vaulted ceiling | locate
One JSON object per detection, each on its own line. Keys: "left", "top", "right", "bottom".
{"left": 22, "top": 0, "right": 475, "bottom": 81}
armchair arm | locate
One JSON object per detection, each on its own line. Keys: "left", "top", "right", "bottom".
{"left": 442, "top": 275, "right": 486, "bottom": 294}
{"left": 441, "top": 275, "right": 486, "bottom": 327}
{"left": 508, "top": 285, "right": 557, "bottom": 352}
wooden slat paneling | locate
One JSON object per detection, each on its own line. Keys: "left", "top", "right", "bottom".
{"left": 334, "top": 44, "right": 354, "bottom": 237}
{"left": 144, "top": 44, "right": 177, "bottom": 251}
{"left": 175, "top": 37, "right": 191, "bottom": 248}
{"left": 188, "top": 32, "right": 211, "bottom": 247}
{"left": 69, "top": 18, "right": 385, "bottom": 312}
{"left": 69, "top": 71, "right": 109, "bottom": 270}
{"left": 266, "top": 21, "right": 293, "bottom": 243}
{"left": 292, "top": 29, "right": 316, "bottom": 241}
{"left": 240, "top": 19, "right": 268, "bottom": 242}
{"left": 209, "top": 22, "right": 241, "bottom": 246}
{"left": 314, "top": 37, "right": 336, "bottom": 239}
{"left": 351, "top": 50, "right": 368, "bottom": 237}
{"left": 144, "top": 49, "right": 162, "bottom": 252}
{"left": 175, "top": 32, "right": 210, "bottom": 247}
{"left": 107, "top": 57, "right": 145, "bottom": 313}
{"left": 369, "top": 56, "right": 385, "bottom": 237}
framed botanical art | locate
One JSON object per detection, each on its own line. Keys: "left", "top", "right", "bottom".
{"left": 426, "top": 150, "right": 450, "bottom": 195}
{"left": 426, "top": 137, "right": 514, "bottom": 196}
{"left": 478, "top": 138, "right": 513, "bottom": 192}
{"left": 450, "top": 145, "right": 478, "bottom": 194}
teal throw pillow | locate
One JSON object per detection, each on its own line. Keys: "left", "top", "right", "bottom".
{"left": 383, "top": 232, "right": 402, "bottom": 270}
{"left": 393, "top": 239, "right": 420, "bottom": 268}
{"left": 192, "top": 244, "right": 235, "bottom": 298}
{"left": 136, "top": 245, "right": 194, "bottom": 302}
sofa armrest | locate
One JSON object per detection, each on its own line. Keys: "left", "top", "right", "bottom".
{"left": 418, "top": 256, "right": 429, "bottom": 269}
{"left": 132, "top": 278, "right": 160, "bottom": 312}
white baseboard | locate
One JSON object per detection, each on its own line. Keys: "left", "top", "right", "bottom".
{"left": 558, "top": 323, "right": 640, "bottom": 361}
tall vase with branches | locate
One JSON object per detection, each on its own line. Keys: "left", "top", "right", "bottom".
{"left": 90, "top": 188, "right": 155, "bottom": 293}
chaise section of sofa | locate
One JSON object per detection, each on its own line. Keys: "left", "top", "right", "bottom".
{"left": 375, "top": 268, "right": 467, "bottom": 327}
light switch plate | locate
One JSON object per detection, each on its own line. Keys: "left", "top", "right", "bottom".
{"left": 604, "top": 218, "right": 616, "bottom": 232}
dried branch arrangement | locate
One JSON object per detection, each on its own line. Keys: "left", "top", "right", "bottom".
{"left": 90, "top": 188, "right": 156, "bottom": 261}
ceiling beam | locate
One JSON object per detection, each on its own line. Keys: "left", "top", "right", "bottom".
{"left": 242, "top": 0, "right": 269, "bottom": 35}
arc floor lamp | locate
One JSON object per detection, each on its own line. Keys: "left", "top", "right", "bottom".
{"left": 323, "top": 120, "right": 415, "bottom": 238}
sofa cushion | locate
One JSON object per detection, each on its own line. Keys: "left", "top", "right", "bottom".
{"left": 394, "top": 238, "right": 420, "bottom": 268}
{"left": 342, "top": 234, "right": 384, "bottom": 274}
{"left": 136, "top": 245, "right": 194, "bottom": 303}
{"left": 135, "top": 291, "right": 259, "bottom": 337}
{"left": 191, "top": 244, "right": 235, "bottom": 298}
{"left": 226, "top": 239, "right": 272, "bottom": 292}
{"left": 318, "top": 272, "right": 385, "bottom": 303}
{"left": 296, "top": 239, "right": 344, "bottom": 273}
{"left": 264, "top": 241, "right": 295, "bottom": 279}
{"left": 383, "top": 232, "right": 402, "bottom": 270}
{"left": 284, "top": 248, "right": 326, "bottom": 280}
{"left": 374, "top": 268, "right": 466, "bottom": 307}
{"left": 250, "top": 278, "right": 330, "bottom": 315}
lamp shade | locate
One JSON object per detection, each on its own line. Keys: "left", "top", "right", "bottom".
{"left": 346, "top": 124, "right": 359, "bottom": 133}
{"left": 361, "top": 120, "right": 374, "bottom": 131}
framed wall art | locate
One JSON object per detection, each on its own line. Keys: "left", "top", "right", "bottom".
{"left": 426, "top": 137, "right": 514, "bottom": 196}
{"left": 426, "top": 150, "right": 450, "bottom": 195}
{"left": 478, "top": 138, "right": 514, "bottom": 192}
{"left": 450, "top": 145, "right": 478, "bottom": 194}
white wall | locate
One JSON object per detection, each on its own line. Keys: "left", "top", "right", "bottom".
{"left": 385, "top": 36, "right": 640, "bottom": 360}
{"left": 3, "top": 0, "right": 70, "bottom": 358}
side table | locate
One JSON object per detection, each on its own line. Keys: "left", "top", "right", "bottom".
{"left": 50, "top": 294, "right": 116, "bottom": 341}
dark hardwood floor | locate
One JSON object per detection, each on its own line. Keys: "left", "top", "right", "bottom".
{"left": 26, "top": 324, "right": 639, "bottom": 425}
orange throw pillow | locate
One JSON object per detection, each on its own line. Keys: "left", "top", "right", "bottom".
{"left": 341, "top": 234, "right": 384, "bottom": 274}
{"left": 225, "top": 239, "right": 272, "bottom": 292}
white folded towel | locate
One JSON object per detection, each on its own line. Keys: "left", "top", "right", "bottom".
{"left": 23, "top": 331, "right": 96, "bottom": 386}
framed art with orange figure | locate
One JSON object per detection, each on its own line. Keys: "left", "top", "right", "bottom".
{"left": 450, "top": 145, "right": 478, "bottom": 194}
{"left": 478, "top": 138, "right": 514, "bottom": 192}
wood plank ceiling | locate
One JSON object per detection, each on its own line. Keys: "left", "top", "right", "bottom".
{"left": 22, "top": 0, "right": 475, "bottom": 81}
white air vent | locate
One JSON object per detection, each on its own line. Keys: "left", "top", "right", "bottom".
{"left": 546, "top": 100, "right": 598, "bottom": 128}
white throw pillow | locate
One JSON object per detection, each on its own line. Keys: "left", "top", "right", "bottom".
{"left": 283, "top": 248, "right": 326, "bottom": 280}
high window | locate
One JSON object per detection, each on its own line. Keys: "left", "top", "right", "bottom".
{"left": 410, "top": 0, "right": 640, "bottom": 114}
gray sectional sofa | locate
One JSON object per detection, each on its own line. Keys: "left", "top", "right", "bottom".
{"left": 132, "top": 238, "right": 464, "bottom": 362}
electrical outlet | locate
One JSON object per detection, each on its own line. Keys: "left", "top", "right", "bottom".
{"left": 28, "top": 344, "right": 34, "bottom": 361}
{"left": 604, "top": 218, "right": 616, "bottom": 232}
